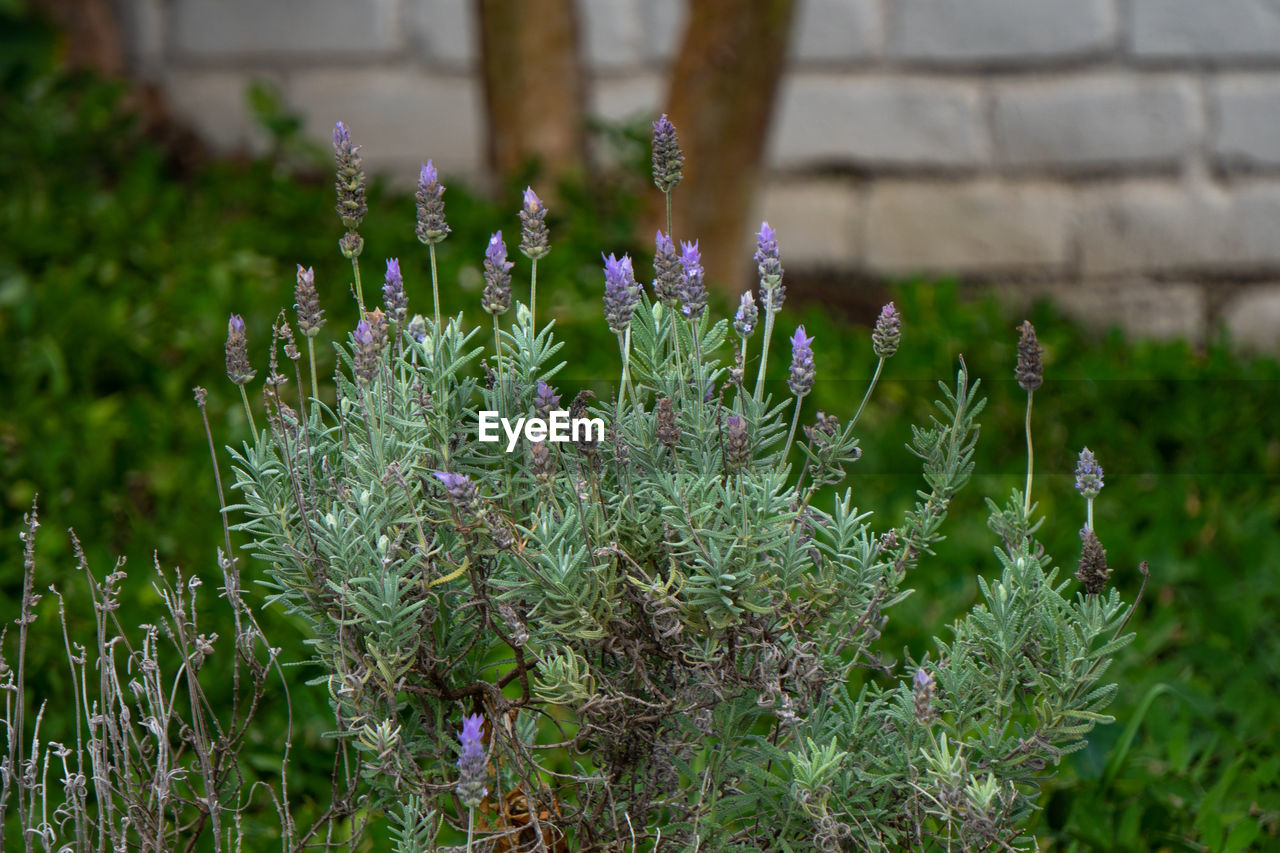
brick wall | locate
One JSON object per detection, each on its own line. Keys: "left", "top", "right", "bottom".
{"left": 117, "top": 0, "right": 1280, "bottom": 349}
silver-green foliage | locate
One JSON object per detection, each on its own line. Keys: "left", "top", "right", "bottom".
{"left": 228, "top": 194, "right": 1135, "bottom": 853}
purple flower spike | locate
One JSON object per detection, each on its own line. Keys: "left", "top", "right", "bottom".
{"left": 677, "top": 240, "right": 706, "bottom": 321}
{"left": 415, "top": 159, "right": 449, "bottom": 245}
{"left": 1075, "top": 448, "right": 1104, "bottom": 499}
{"left": 225, "top": 314, "right": 256, "bottom": 386}
{"left": 433, "top": 470, "right": 478, "bottom": 512}
{"left": 295, "top": 265, "right": 324, "bottom": 338}
{"left": 456, "top": 713, "right": 488, "bottom": 809}
{"left": 332, "top": 121, "right": 366, "bottom": 234}
{"left": 534, "top": 380, "right": 561, "bottom": 420}
{"left": 652, "top": 230, "right": 681, "bottom": 307}
{"left": 482, "top": 231, "right": 514, "bottom": 316}
{"left": 755, "top": 221, "right": 785, "bottom": 313}
{"left": 912, "top": 667, "right": 936, "bottom": 725}
{"left": 734, "top": 291, "right": 758, "bottom": 338}
{"left": 602, "top": 252, "right": 641, "bottom": 334}
{"left": 724, "top": 414, "right": 750, "bottom": 470}
{"left": 788, "top": 325, "right": 815, "bottom": 397}
{"left": 382, "top": 258, "right": 407, "bottom": 325}
{"left": 872, "top": 302, "right": 901, "bottom": 359}
{"left": 651, "top": 114, "right": 684, "bottom": 193}
{"left": 519, "top": 187, "right": 549, "bottom": 260}
{"left": 353, "top": 310, "right": 387, "bottom": 384}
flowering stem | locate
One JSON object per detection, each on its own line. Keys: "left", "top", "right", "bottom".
{"left": 1086, "top": 497, "right": 1095, "bottom": 532}
{"left": 350, "top": 256, "right": 365, "bottom": 312}
{"left": 1023, "top": 391, "right": 1035, "bottom": 515}
{"left": 466, "top": 806, "right": 474, "bottom": 853}
{"left": 306, "top": 338, "right": 319, "bottom": 404}
{"left": 617, "top": 328, "right": 634, "bottom": 413}
{"left": 238, "top": 385, "right": 257, "bottom": 435}
{"left": 754, "top": 305, "right": 777, "bottom": 404}
{"left": 783, "top": 396, "right": 804, "bottom": 465}
{"left": 850, "top": 357, "right": 886, "bottom": 431}
{"left": 429, "top": 243, "right": 442, "bottom": 331}
{"left": 665, "top": 191, "right": 673, "bottom": 239}
{"left": 530, "top": 258, "right": 539, "bottom": 331}
{"left": 492, "top": 315, "right": 505, "bottom": 418}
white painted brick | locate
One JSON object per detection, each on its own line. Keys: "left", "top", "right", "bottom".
{"left": 172, "top": 0, "right": 400, "bottom": 57}
{"left": 994, "top": 76, "right": 1198, "bottom": 168}
{"left": 768, "top": 76, "right": 987, "bottom": 168}
{"left": 1221, "top": 285, "right": 1280, "bottom": 349}
{"left": 752, "top": 180, "right": 863, "bottom": 267}
{"left": 580, "top": 0, "right": 646, "bottom": 69}
{"left": 404, "top": 0, "right": 477, "bottom": 68}
{"left": 161, "top": 70, "right": 275, "bottom": 154}
{"left": 1050, "top": 282, "right": 1207, "bottom": 341}
{"left": 1077, "top": 181, "right": 1280, "bottom": 276}
{"left": 793, "top": 0, "right": 882, "bottom": 62}
{"left": 891, "top": 0, "right": 1115, "bottom": 62}
{"left": 1132, "top": 0, "right": 1280, "bottom": 59}
{"left": 640, "top": 0, "right": 686, "bottom": 63}
{"left": 1212, "top": 77, "right": 1280, "bottom": 167}
{"left": 864, "top": 181, "right": 1073, "bottom": 274}
{"left": 288, "top": 69, "right": 484, "bottom": 177}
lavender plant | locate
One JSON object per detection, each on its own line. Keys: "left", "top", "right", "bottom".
{"left": 3, "top": 116, "right": 1141, "bottom": 852}
{"left": 214, "top": 120, "right": 1146, "bottom": 851}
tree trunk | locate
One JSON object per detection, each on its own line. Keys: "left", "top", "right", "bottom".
{"left": 476, "top": 0, "right": 589, "bottom": 194}
{"left": 660, "top": 0, "right": 797, "bottom": 294}
{"left": 36, "top": 0, "right": 125, "bottom": 74}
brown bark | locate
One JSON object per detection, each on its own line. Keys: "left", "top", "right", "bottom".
{"left": 660, "top": 0, "right": 797, "bottom": 294}
{"left": 35, "top": 0, "right": 126, "bottom": 75}
{"left": 476, "top": 0, "right": 589, "bottom": 192}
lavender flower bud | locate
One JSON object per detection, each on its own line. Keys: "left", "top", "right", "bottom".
{"left": 533, "top": 381, "right": 561, "bottom": 421}
{"left": 414, "top": 160, "right": 449, "bottom": 245}
{"left": 382, "top": 258, "right": 407, "bottom": 326}
{"left": 295, "top": 265, "right": 325, "bottom": 339}
{"left": 651, "top": 113, "right": 684, "bottom": 193}
{"left": 338, "top": 230, "right": 363, "bottom": 260}
{"left": 603, "top": 252, "right": 641, "bottom": 333}
{"left": 519, "top": 187, "right": 549, "bottom": 260}
{"left": 408, "top": 314, "right": 427, "bottom": 343}
{"left": 872, "top": 302, "right": 900, "bottom": 359}
{"left": 733, "top": 291, "right": 758, "bottom": 338}
{"left": 455, "top": 713, "right": 488, "bottom": 809}
{"left": 1075, "top": 447, "right": 1104, "bottom": 500}
{"left": 755, "top": 222, "right": 785, "bottom": 314}
{"left": 655, "top": 397, "right": 680, "bottom": 448}
{"left": 677, "top": 240, "right": 706, "bottom": 321}
{"left": 724, "top": 414, "right": 750, "bottom": 470}
{"left": 434, "top": 471, "right": 479, "bottom": 515}
{"left": 332, "top": 121, "right": 367, "bottom": 230}
{"left": 652, "top": 230, "right": 681, "bottom": 307}
{"left": 787, "top": 325, "right": 815, "bottom": 397}
{"left": 353, "top": 309, "right": 387, "bottom": 384}
{"left": 1076, "top": 527, "right": 1112, "bottom": 595}
{"left": 482, "top": 231, "right": 514, "bottom": 316}
{"left": 225, "top": 314, "right": 256, "bottom": 386}
{"left": 912, "top": 667, "right": 936, "bottom": 725}
{"left": 529, "top": 440, "right": 554, "bottom": 485}
{"left": 1016, "top": 320, "right": 1043, "bottom": 393}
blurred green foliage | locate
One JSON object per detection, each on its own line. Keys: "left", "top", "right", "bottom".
{"left": 3, "top": 5, "right": 1278, "bottom": 849}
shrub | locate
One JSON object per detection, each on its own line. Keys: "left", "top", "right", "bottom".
{"left": 222, "top": 121, "right": 1136, "bottom": 851}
